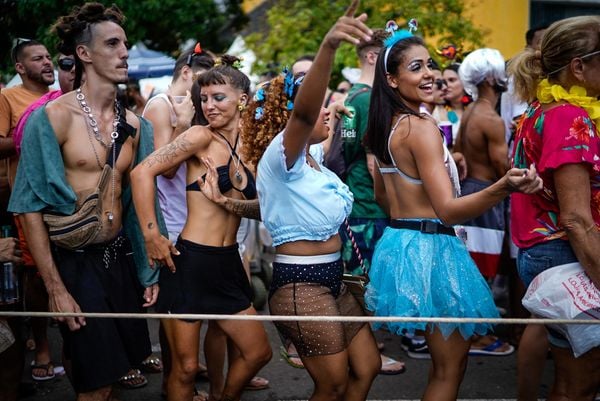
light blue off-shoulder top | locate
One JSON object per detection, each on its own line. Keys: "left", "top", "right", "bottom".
{"left": 257, "top": 132, "right": 353, "bottom": 247}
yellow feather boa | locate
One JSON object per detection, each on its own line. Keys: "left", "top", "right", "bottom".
{"left": 537, "top": 79, "right": 600, "bottom": 126}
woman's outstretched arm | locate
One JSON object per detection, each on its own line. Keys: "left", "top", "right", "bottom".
{"left": 282, "top": 0, "right": 372, "bottom": 168}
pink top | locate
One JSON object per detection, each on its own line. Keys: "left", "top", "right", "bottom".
{"left": 14, "top": 90, "right": 62, "bottom": 154}
{"left": 511, "top": 101, "right": 600, "bottom": 249}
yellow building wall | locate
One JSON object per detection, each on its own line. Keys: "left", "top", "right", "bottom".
{"left": 465, "top": 0, "right": 529, "bottom": 59}
{"left": 242, "top": 0, "right": 264, "bottom": 14}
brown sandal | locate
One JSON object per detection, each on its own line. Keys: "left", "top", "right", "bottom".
{"left": 118, "top": 369, "right": 148, "bottom": 389}
{"left": 139, "top": 356, "right": 162, "bottom": 373}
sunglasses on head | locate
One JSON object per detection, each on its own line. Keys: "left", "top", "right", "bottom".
{"left": 11, "top": 37, "right": 33, "bottom": 62}
{"left": 57, "top": 58, "right": 75, "bottom": 71}
{"left": 435, "top": 79, "right": 448, "bottom": 90}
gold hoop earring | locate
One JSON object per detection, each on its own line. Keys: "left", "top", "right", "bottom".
{"left": 238, "top": 103, "right": 245, "bottom": 111}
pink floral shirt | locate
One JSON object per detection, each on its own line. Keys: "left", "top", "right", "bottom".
{"left": 511, "top": 101, "right": 600, "bottom": 249}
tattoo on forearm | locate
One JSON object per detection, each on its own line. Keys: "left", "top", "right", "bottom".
{"left": 147, "top": 222, "right": 155, "bottom": 230}
{"left": 142, "top": 133, "right": 191, "bottom": 168}
{"left": 224, "top": 199, "right": 261, "bottom": 220}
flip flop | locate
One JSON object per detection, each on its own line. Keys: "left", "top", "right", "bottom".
{"left": 469, "top": 339, "right": 515, "bottom": 356}
{"left": 31, "top": 360, "right": 65, "bottom": 376}
{"left": 244, "top": 376, "right": 269, "bottom": 391}
{"left": 279, "top": 345, "right": 304, "bottom": 369}
{"left": 31, "top": 363, "right": 56, "bottom": 381}
{"left": 118, "top": 369, "right": 148, "bottom": 389}
{"left": 379, "top": 354, "right": 406, "bottom": 375}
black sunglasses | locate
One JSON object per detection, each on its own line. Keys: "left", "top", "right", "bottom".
{"left": 435, "top": 79, "right": 448, "bottom": 90}
{"left": 57, "top": 58, "right": 75, "bottom": 72}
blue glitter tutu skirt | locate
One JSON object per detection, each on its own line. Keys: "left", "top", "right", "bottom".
{"left": 365, "top": 221, "right": 499, "bottom": 339}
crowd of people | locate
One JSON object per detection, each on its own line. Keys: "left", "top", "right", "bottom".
{"left": 0, "top": 1, "right": 599, "bottom": 401}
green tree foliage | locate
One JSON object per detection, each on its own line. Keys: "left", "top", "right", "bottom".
{"left": 0, "top": 0, "right": 246, "bottom": 81}
{"left": 245, "top": 0, "right": 486, "bottom": 82}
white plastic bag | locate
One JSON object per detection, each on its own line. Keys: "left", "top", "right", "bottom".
{"left": 522, "top": 262, "right": 600, "bottom": 357}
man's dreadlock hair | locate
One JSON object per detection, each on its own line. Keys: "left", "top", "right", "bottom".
{"left": 52, "top": 2, "right": 125, "bottom": 88}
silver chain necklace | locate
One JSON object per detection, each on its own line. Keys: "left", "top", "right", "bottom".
{"left": 76, "top": 88, "right": 120, "bottom": 148}
{"left": 75, "top": 88, "right": 120, "bottom": 224}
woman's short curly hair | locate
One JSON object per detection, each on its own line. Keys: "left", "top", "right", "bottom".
{"left": 240, "top": 75, "right": 296, "bottom": 167}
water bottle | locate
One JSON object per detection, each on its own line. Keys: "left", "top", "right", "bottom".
{"left": 0, "top": 225, "right": 18, "bottom": 305}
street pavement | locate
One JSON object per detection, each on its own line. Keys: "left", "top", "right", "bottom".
{"left": 18, "top": 311, "right": 556, "bottom": 401}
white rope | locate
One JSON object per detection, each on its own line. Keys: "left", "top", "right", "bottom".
{"left": 0, "top": 311, "right": 599, "bottom": 325}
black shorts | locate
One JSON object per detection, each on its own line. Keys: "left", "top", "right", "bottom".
{"left": 156, "top": 238, "right": 252, "bottom": 317}
{"left": 52, "top": 237, "right": 150, "bottom": 393}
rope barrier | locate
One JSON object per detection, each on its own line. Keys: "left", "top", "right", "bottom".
{"left": 0, "top": 311, "right": 599, "bottom": 325}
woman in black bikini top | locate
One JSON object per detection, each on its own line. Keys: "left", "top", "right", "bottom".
{"left": 131, "top": 55, "right": 271, "bottom": 401}
{"left": 185, "top": 130, "right": 257, "bottom": 200}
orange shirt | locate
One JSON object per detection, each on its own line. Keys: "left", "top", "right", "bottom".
{"left": 0, "top": 85, "right": 47, "bottom": 187}
{"left": 0, "top": 84, "right": 47, "bottom": 266}
{"left": 0, "top": 84, "right": 46, "bottom": 138}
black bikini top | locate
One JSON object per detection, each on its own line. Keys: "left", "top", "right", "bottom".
{"left": 186, "top": 132, "right": 257, "bottom": 200}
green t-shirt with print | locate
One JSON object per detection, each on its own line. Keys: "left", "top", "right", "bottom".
{"left": 342, "top": 83, "right": 387, "bottom": 219}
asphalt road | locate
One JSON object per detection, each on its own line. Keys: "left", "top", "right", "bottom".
{"left": 18, "top": 312, "right": 556, "bottom": 401}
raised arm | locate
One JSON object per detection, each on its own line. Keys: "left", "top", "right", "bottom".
{"left": 283, "top": 0, "right": 372, "bottom": 167}
{"left": 144, "top": 92, "right": 194, "bottom": 178}
{"left": 131, "top": 127, "right": 208, "bottom": 270}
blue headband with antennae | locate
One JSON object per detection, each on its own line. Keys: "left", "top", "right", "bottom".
{"left": 383, "top": 19, "right": 418, "bottom": 74}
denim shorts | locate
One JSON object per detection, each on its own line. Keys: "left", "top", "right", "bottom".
{"left": 517, "top": 239, "right": 577, "bottom": 348}
{"left": 517, "top": 239, "right": 577, "bottom": 287}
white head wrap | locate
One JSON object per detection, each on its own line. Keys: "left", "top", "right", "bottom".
{"left": 458, "top": 48, "right": 506, "bottom": 100}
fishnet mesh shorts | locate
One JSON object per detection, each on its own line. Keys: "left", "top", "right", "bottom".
{"left": 269, "top": 281, "right": 365, "bottom": 357}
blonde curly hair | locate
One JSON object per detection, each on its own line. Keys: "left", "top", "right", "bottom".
{"left": 241, "top": 75, "right": 295, "bottom": 167}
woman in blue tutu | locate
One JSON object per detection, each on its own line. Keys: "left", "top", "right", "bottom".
{"left": 363, "top": 24, "right": 543, "bottom": 400}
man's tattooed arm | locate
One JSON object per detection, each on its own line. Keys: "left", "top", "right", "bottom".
{"left": 142, "top": 132, "right": 192, "bottom": 168}
{"left": 220, "top": 198, "right": 261, "bottom": 220}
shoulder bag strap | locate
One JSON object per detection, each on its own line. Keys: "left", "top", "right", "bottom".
{"left": 343, "top": 218, "right": 369, "bottom": 281}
